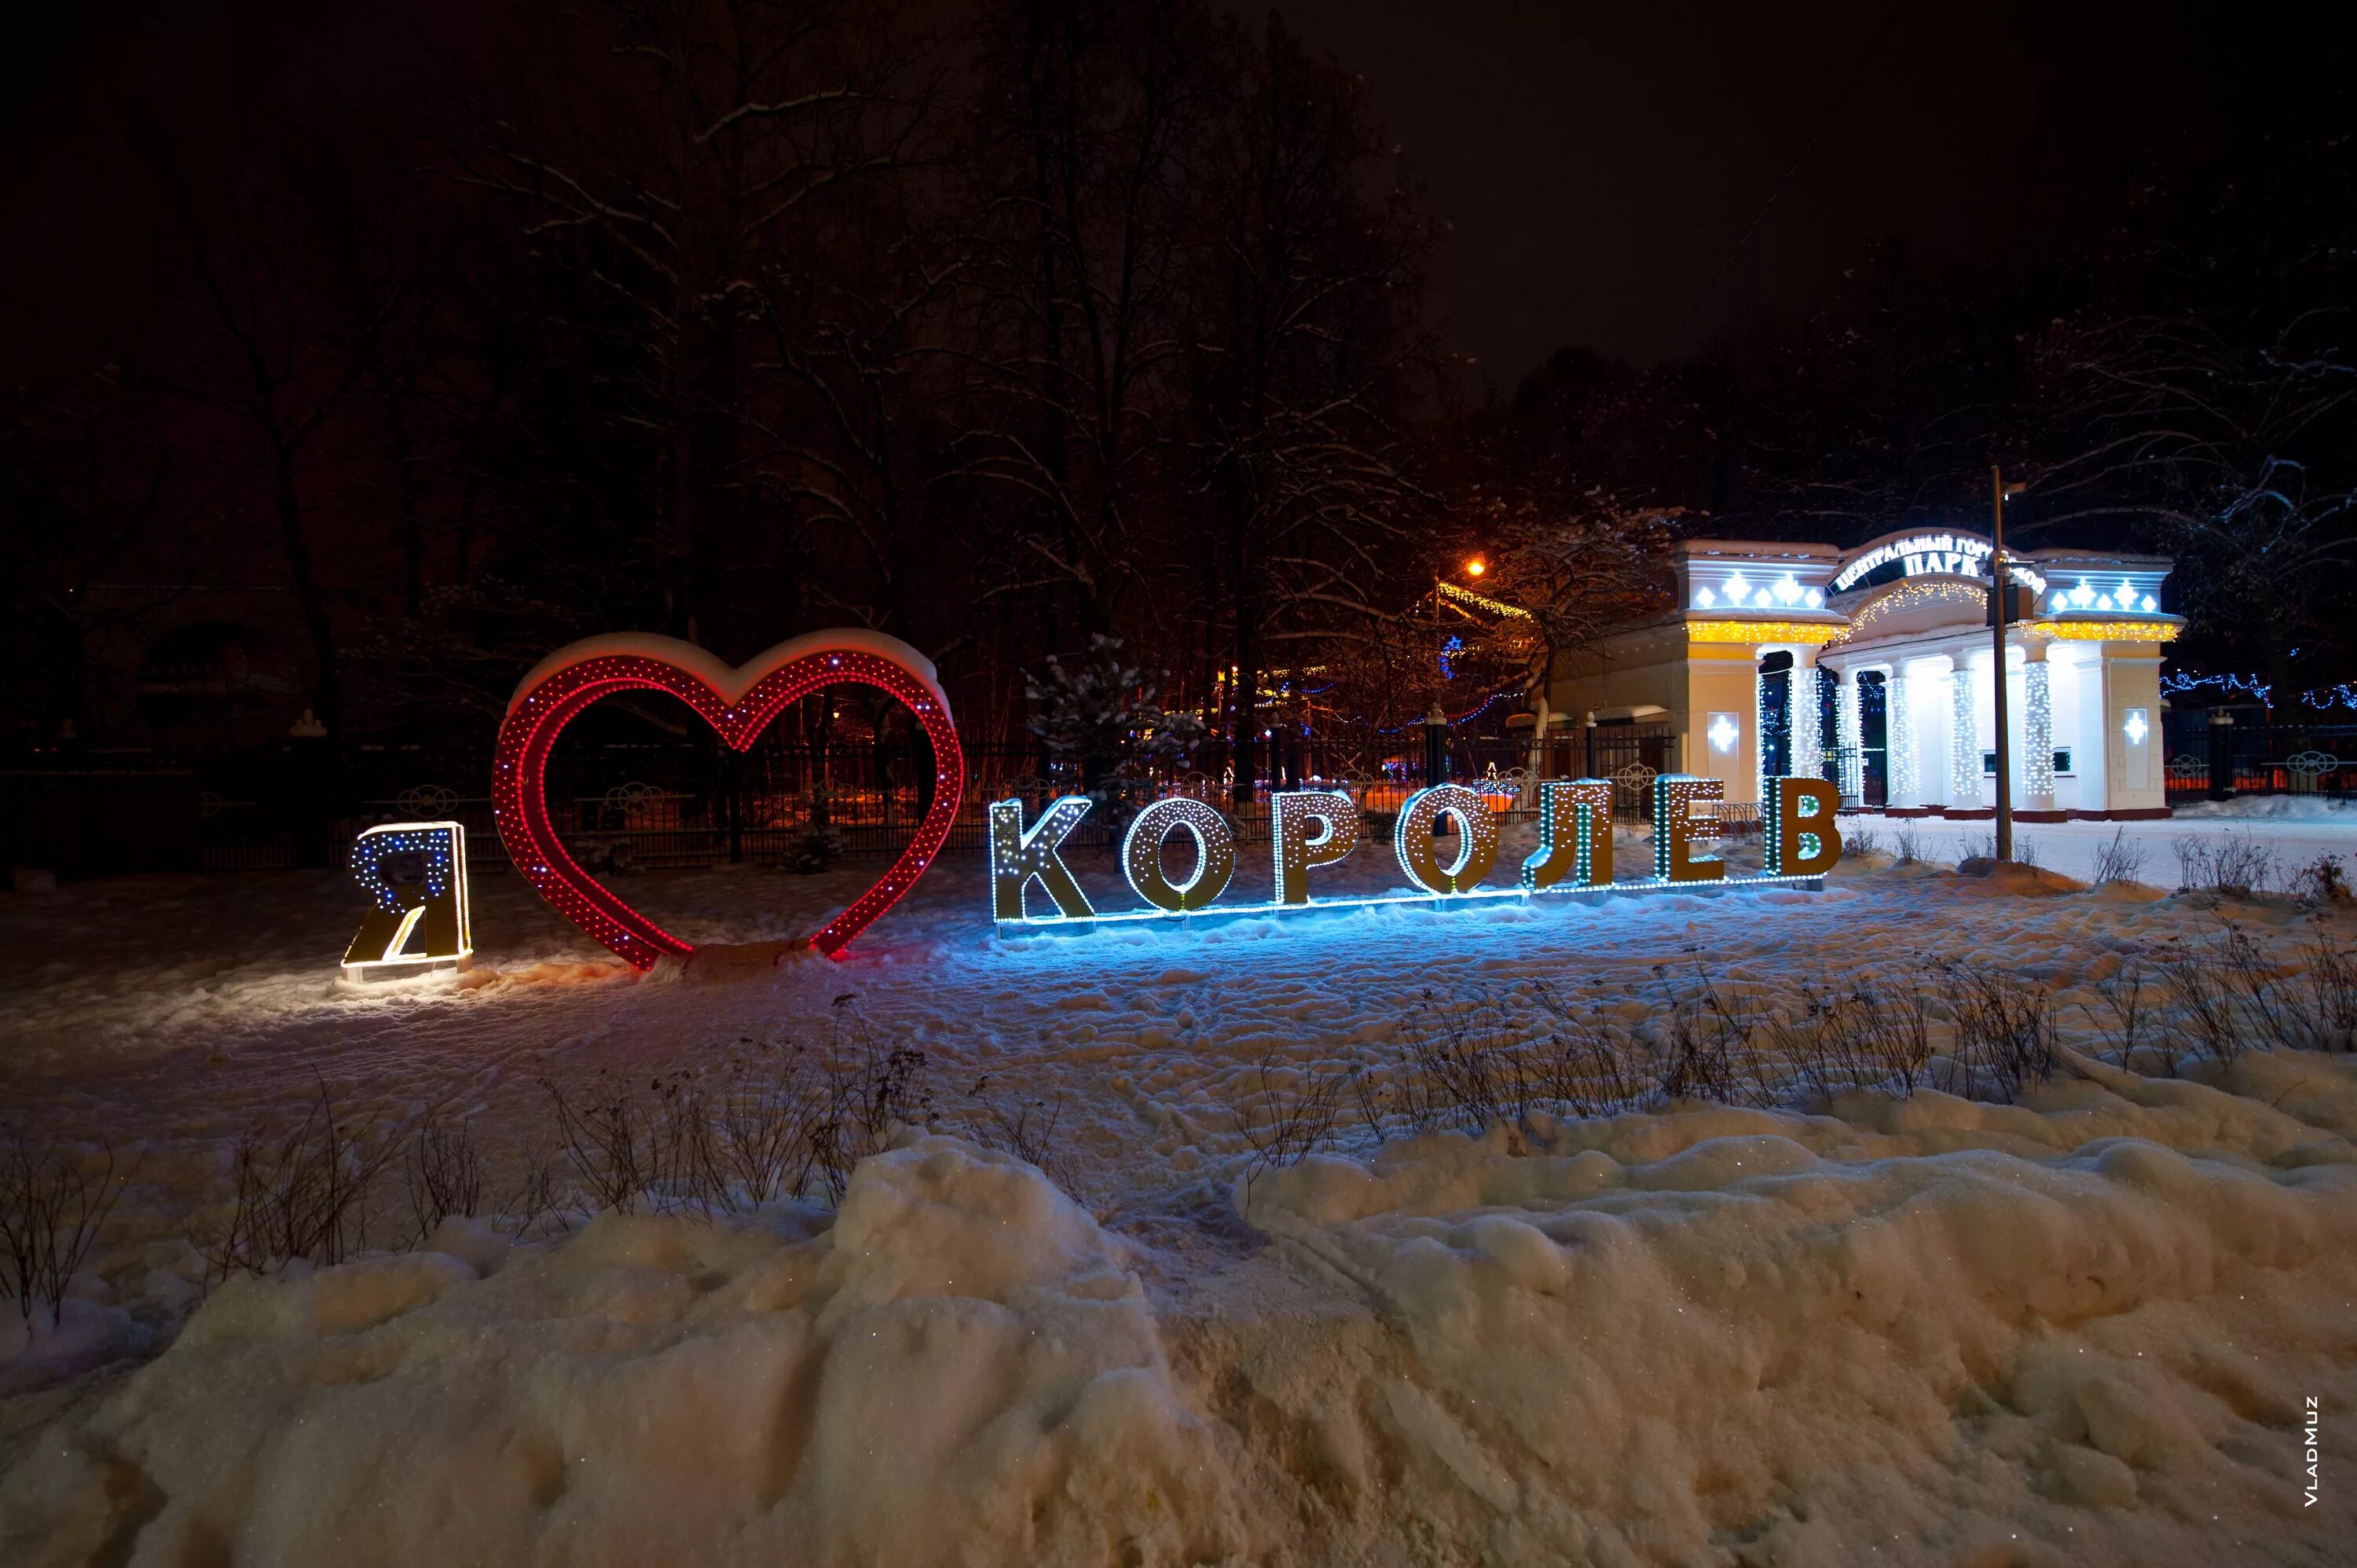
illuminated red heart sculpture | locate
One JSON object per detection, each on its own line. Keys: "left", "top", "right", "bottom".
{"left": 493, "top": 631, "right": 964, "bottom": 966}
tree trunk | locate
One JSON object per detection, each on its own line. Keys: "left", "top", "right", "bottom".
{"left": 273, "top": 441, "right": 340, "bottom": 737}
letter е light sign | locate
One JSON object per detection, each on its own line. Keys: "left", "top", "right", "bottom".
{"left": 493, "top": 630, "right": 965, "bottom": 967}
{"left": 990, "top": 773, "right": 1840, "bottom": 932}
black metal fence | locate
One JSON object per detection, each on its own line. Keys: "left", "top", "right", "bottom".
{"left": 2157, "top": 711, "right": 2357, "bottom": 802}
{"left": 6, "top": 720, "right": 1710, "bottom": 876}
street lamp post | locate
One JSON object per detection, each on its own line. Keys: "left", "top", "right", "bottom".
{"left": 1989, "top": 467, "right": 2027, "bottom": 861}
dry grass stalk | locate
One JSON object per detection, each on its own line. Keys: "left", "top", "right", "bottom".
{"left": 0, "top": 1137, "right": 133, "bottom": 1328}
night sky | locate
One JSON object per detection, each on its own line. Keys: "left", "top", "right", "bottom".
{"left": 0, "top": 2, "right": 2332, "bottom": 389}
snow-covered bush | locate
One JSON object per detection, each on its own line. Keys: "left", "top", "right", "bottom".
{"left": 782, "top": 822, "right": 844, "bottom": 874}
{"left": 2173, "top": 831, "right": 2279, "bottom": 898}
{"left": 2091, "top": 824, "right": 2147, "bottom": 885}
{"left": 0, "top": 1138, "right": 130, "bottom": 1330}
{"left": 204, "top": 1084, "right": 403, "bottom": 1283}
{"left": 539, "top": 1017, "right": 934, "bottom": 1219}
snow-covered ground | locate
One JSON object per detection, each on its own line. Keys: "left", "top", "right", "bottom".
{"left": 3, "top": 814, "right": 2355, "bottom": 1565}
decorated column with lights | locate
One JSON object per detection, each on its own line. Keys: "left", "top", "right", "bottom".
{"left": 1788, "top": 647, "right": 1824, "bottom": 782}
{"left": 1886, "top": 669, "right": 1918, "bottom": 808}
{"left": 1835, "top": 668, "right": 1863, "bottom": 803}
{"left": 1950, "top": 660, "right": 1981, "bottom": 808}
{"left": 2022, "top": 648, "right": 2055, "bottom": 812}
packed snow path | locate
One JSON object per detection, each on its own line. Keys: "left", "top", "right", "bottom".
{"left": 3, "top": 819, "right": 2355, "bottom": 1565}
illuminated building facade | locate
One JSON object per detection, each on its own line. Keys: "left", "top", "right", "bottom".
{"left": 1543, "top": 533, "right": 2177, "bottom": 819}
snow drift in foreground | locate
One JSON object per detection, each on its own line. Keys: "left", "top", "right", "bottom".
{"left": 7, "top": 1053, "right": 2354, "bottom": 1567}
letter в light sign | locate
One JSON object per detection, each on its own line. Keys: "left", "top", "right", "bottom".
{"left": 1523, "top": 779, "right": 1614, "bottom": 891}
{"left": 1121, "top": 795, "right": 1235, "bottom": 912}
{"left": 1653, "top": 775, "right": 1726, "bottom": 884}
{"left": 343, "top": 822, "right": 473, "bottom": 978}
{"left": 989, "top": 797, "right": 1095, "bottom": 920}
{"left": 1270, "top": 790, "right": 1360, "bottom": 905}
{"left": 1763, "top": 775, "right": 1842, "bottom": 877}
{"left": 1394, "top": 784, "right": 1500, "bottom": 895}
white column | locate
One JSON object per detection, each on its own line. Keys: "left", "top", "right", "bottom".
{"left": 1835, "top": 668, "right": 1863, "bottom": 801}
{"left": 2022, "top": 650, "right": 2055, "bottom": 811}
{"left": 1791, "top": 648, "right": 1823, "bottom": 781}
{"left": 1950, "top": 659, "right": 1981, "bottom": 807}
{"left": 1888, "top": 668, "right": 1918, "bottom": 808}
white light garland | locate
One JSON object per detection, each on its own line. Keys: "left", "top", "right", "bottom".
{"left": 1950, "top": 669, "right": 1980, "bottom": 805}
{"left": 1888, "top": 672, "right": 1916, "bottom": 803}
{"left": 1835, "top": 672, "right": 1863, "bottom": 800}
{"left": 1791, "top": 662, "right": 1825, "bottom": 781}
{"left": 2022, "top": 661, "right": 2055, "bottom": 801}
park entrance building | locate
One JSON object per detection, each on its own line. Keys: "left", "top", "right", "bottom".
{"left": 1542, "top": 532, "right": 2179, "bottom": 819}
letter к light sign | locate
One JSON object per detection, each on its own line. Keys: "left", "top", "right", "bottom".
{"left": 493, "top": 630, "right": 965, "bottom": 967}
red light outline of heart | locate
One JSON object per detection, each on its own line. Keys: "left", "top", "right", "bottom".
{"left": 492, "top": 631, "right": 964, "bottom": 966}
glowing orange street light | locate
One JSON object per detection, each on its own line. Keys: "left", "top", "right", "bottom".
{"left": 1464, "top": 557, "right": 1486, "bottom": 578}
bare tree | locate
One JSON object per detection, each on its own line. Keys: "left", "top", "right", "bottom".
{"left": 131, "top": 106, "right": 370, "bottom": 738}
{"left": 454, "top": 0, "right": 940, "bottom": 651}
{"left": 1182, "top": 15, "right": 1442, "bottom": 797}
{"left": 947, "top": 0, "right": 1216, "bottom": 655}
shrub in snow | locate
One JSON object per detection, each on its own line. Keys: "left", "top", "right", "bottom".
{"left": 2091, "top": 824, "right": 2149, "bottom": 885}
{"left": 2173, "top": 831, "right": 2280, "bottom": 899}
{"left": 0, "top": 1138, "right": 131, "bottom": 1331}
{"left": 203, "top": 1083, "right": 404, "bottom": 1283}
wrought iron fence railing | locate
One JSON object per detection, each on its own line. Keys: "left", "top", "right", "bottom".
{"left": 16, "top": 721, "right": 1723, "bottom": 875}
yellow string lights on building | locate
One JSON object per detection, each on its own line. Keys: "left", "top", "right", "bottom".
{"left": 1686, "top": 619, "right": 1846, "bottom": 646}
{"left": 1435, "top": 580, "right": 1533, "bottom": 620}
{"left": 2033, "top": 620, "right": 2181, "bottom": 643}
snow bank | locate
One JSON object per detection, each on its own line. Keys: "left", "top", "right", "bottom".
{"left": 0, "top": 1138, "right": 1248, "bottom": 1568}
{"left": 9, "top": 847, "right": 2357, "bottom": 1563}
{"left": 2173, "top": 796, "right": 2354, "bottom": 819}
{"left": 1225, "top": 1061, "right": 2357, "bottom": 1565}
